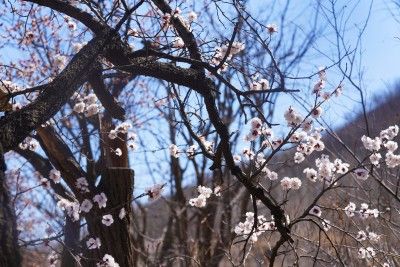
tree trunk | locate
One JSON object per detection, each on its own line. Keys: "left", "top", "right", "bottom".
{"left": 85, "top": 167, "right": 135, "bottom": 267}
{"left": 61, "top": 217, "right": 81, "bottom": 267}
{"left": 0, "top": 143, "right": 21, "bottom": 267}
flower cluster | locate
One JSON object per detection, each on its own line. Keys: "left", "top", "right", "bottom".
{"left": 18, "top": 137, "right": 39, "bottom": 151}
{"left": 284, "top": 106, "right": 304, "bottom": 127}
{"left": 97, "top": 254, "right": 120, "bottom": 267}
{"left": 234, "top": 212, "right": 276, "bottom": 242}
{"left": 57, "top": 198, "right": 80, "bottom": 222}
{"left": 344, "top": 202, "right": 379, "bottom": 219}
{"left": 280, "top": 176, "right": 302, "bottom": 190}
{"left": 211, "top": 42, "right": 245, "bottom": 72}
{"left": 250, "top": 78, "right": 270, "bottom": 91}
{"left": 244, "top": 117, "right": 263, "bottom": 141}
{"left": 76, "top": 177, "right": 90, "bottom": 193}
{"left": 170, "top": 138, "right": 212, "bottom": 159}
{"left": 358, "top": 247, "right": 375, "bottom": 259}
{"left": 189, "top": 185, "right": 220, "bottom": 208}
{"left": 309, "top": 154, "right": 349, "bottom": 184}
{"left": 361, "top": 125, "right": 400, "bottom": 168}
{"left": 107, "top": 121, "right": 137, "bottom": 154}
{"left": 72, "top": 92, "right": 101, "bottom": 117}
{"left": 355, "top": 230, "right": 380, "bottom": 242}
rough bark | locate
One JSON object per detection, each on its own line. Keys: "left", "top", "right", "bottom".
{"left": 80, "top": 115, "right": 135, "bottom": 267}
{"left": 0, "top": 143, "right": 21, "bottom": 267}
{"left": 60, "top": 218, "right": 81, "bottom": 267}
{"left": 0, "top": 33, "right": 110, "bottom": 152}
{"left": 85, "top": 168, "right": 135, "bottom": 267}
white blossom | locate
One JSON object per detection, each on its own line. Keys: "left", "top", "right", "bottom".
{"left": 76, "top": 177, "right": 90, "bottom": 193}
{"left": 97, "top": 254, "right": 120, "bottom": 267}
{"left": 146, "top": 184, "right": 164, "bottom": 200}
{"left": 73, "top": 102, "right": 85, "bottom": 113}
{"left": 266, "top": 23, "right": 278, "bottom": 34}
{"left": 353, "top": 168, "right": 369, "bottom": 181}
{"left": 80, "top": 199, "right": 93, "bottom": 213}
{"left": 87, "top": 237, "right": 101, "bottom": 249}
{"left": 310, "top": 206, "right": 322, "bottom": 217}
{"left": 93, "top": 193, "right": 108, "bottom": 208}
{"left": 49, "top": 169, "right": 61, "bottom": 183}
{"left": 169, "top": 144, "right": 180, "bottom": 158}
{"left": 102, "top": 214, "right": 114, "bottom": 226}
{"left": 344, "top": 202, "right": 356, "bottom": 217}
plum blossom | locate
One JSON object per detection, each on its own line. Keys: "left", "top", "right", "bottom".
{"left": 284, "top": 106, "right": 303, "bottom": 127}
{"left": 172, "top": 37, "right": 184, "bottom": 48}
{"left": 355, "top": 230, "right": 367, "bottom": 241}
{"left": 189, "top": 194, "right": 207, "bottom": 208}
{"left": 311, "top": 107, "right": 323, "bottom": 118}
{"left": 353, "top": 168, "right": 369, "bottom": 181}
{"left": 189, "top": 185, "right": 216, "bottom": 207}
{"left": 266, "top": 23, "right": 278, "bottom": 34}
{"left": 321, "top": 219, "right": 331, "bottom": 231}
{"left": 361, "top": 135, "right": 382, "bottom": 151}
{"left": 188, "top": 11, "right": 198, "bottom": 22}
{"left": 93, "top": 193, "right": 108, "bottom": 208}
{"left": 80, "top": 199, "right": 93, "bottom": 213}
{"left": 57, "top": 198, "right": 80, "bottom": 222}
{"left": 87, "top": 237, "right": 101, "bottom": 249}
{"left": 97, "top": 254, "right": 120, "bottom": 267}
{"left": 234, "top": 212, "right": 276, "bottom": 242}
{"left": 214, "top": 186, "right": 222, "bottom": 196}
{"left": 146, "top": 184, "right": 164, "bottom": 200}
{"left": 102, "top": 214, "right": 114, "bottom": 226}
{"left": 303, "top": 168, "right": 317, "bottom": 182}
{"left": 344, "top": 202, "right": 356, "bottom": 217}
{"left": 76, "top": 177, "right": 90, "bottom": 193}
{"left": 108, "top": 130, "right": 118, "bottom": 140}
{"left": 384, "top": 141, "right": 398, "bottom": 152}
{"left": 380, "top": 125, "right": 399, "bottom": 141}
{"left": 114, "top": 148, "right": 122, "bottom": 157}
{"left": 73, "top": 102, "right": 85, "bottom": 113}
{"left": 211, "top": 42, "right": 245, "bottom": 69}
{"left": 310, "top": 206, "right": 322, "bottom": 217}
{"left": 369, "top": 153, "right": 382, "bottom": 166}
{"left": 280, "top": 177, "right": 302, "bottom": 190}
{"left": 49, "top": 169, "right": 61, "bottom": 183}
{"left": 169, "top": 144, "right": 180, "bottom": 158}
{"left": 358, "top": 247, "right": 375, "bottom": 259}
{"left": 48, "top": 251, "right": 58, "bottom": 267}
{"left": 294, "top": 152, "right": 305, "bottom": 163}
{"left": 85, "top": 103, "right": 100, "bottom": 117}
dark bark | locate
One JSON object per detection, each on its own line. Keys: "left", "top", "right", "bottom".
{"left": 61, "top": 217, "right": 80, "bottom": 267}
{"left": 0, "top": 33, "right": 111, "bottom": 152}
{"left": 36, "top": 126, "right": 89, "bottom": 197}
{"left": 0, "top": 143, "right": 21, "bottom": 267}
{"left": 89, "top": 63, "right": 126, "bottom": 121}
{"left": 85, "top": 168, "right": 135, "bottom": 267}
